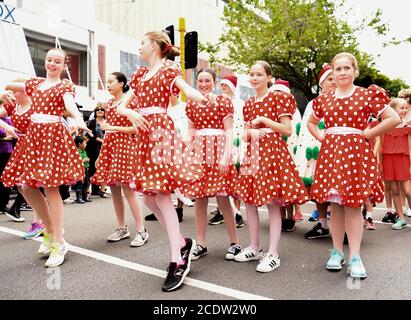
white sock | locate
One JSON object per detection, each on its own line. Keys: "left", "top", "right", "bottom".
{"left": 387, "top": 207, "right": 394, "bottom": 213}
{"left": 366, "top": 212, "right": 373, "bottom": 219}
{"left": 319, "top": 218, "right": 328, "bottom": 229}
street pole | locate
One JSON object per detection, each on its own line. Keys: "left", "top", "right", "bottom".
{"left": 179, "top": 17, "right": 186, "bottom": 102}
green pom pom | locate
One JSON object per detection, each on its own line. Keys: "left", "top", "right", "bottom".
{"left": 312, "top": 146, "right": 320, "bottom": 160}
{"left": 282, "top": 134, "right": 288, "bottom": 142}
{"left": 302, "top": 177, "right": 313, "bottom": 187}
{"left": 318, "top": 121, "right": 326, "bottom": 130}
{"left": 293, "top": 146, "right": 297, "bottom": 155}
{"left": 233, "top": 137, "right": 241, "bottom": 147}
{"left": 235, "top": 161, "right": 241, "bottom": 171}
{"left": 296, "top": 122, "right": 301, "bottom": 136}
{"left": 305, "top": 147, "right": 313, "bottom": 160}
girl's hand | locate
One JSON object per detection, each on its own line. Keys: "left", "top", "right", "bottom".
{"left": 3, "top": 123, "right": 19, "bottom": 139}
{"left": 76, "top": 122, "right": 94, "bottom": 137}
{"left": 128, "top": 110, "right": 150, "bottom": 132}
{"left": 249, "top": 128, "right": 266, "bottom": 139}
{"left": 251, "top": 117, "right": 266, "bottom": 128}
{"left": 100, "top": 123, "right": 113, "bottom": 132}
{"left": 218, "top": 155, "right": 230, "bottom": 176}
{"left": 0, "top": 91, "right": 16, "bottom": 105}
{"left": 363, "top": 128, "right": 371, "bottom": 140}
{"left": 204, "top": 93, "right": 217, "bottom": 107}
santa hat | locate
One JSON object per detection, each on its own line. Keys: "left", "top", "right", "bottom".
{"left": 220, "top": 75, "right": 237, "bottom": 94}
{"left": 318, "top": 63, "right": 332, "bottom": 85}
{"left": 272, "top": 79, "right": 290, "bottom": 94}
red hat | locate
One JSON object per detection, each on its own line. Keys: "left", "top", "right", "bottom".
{"left": 318, "top": 63, "right": 332, "bottom": 85}
{"left": 220, "top": 75, "right": 237, "bottom": 94}
{"left": 272, "top": 79, "right": 290, "bottom": 93}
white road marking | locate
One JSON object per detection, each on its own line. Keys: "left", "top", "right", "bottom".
{"left": 0, "top": 225, "right": 272, "bottom": 300}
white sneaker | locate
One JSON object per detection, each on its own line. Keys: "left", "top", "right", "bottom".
{"left": 234, "top": 246, "right": 264, "bottom": 262}
{"left": 37, "top": 233, "right": 53, "bottom": 256}
{"left": 45, "top": 242, "right": 69, "bottom": 268}
{"left": 256, "top": 253, "right": 280, "bottom": 273}
{"left": 406, "top": 208, "right": 411, "bottom": 218}
{"left": 107, "top": 226, "right": 130, "bottom": 242}
{"left": 130, "top": 229, "right": 149, "bottom": 247}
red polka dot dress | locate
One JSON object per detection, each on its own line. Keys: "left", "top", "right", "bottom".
{"left": 311, "top": 85, "right": 389, "bottom": 207}
{"left": 1, "top": 77, "right": 83, "bottom": 188}
{"left": 0, "top": 101, "right": 33, "bottom": 185}
{"left": 129, "top": 61, "right": 203, "bottom": 194}
{"left": 234, "top": 91, "right": 310, "bottom": 207}
{"left": 180, "top": 96, "right": 236, "bottom": 198}
{"left": 91, "top": 98, "right": 139, "bottom": 187}
{"left": 381, "top": 122, "right": 411, "bottom": 181}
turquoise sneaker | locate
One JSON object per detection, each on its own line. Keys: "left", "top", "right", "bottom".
{"left": 326, "top": 248, "right": 345, "bottom": 271}
{"left": 348, "top": 255, "right": 367, "bottom": 279}
{"left": 392, "top": 218, "right": 407, "bottom": 230}
{"left": 23, "top": 223, "right": 45, "bottom": 240}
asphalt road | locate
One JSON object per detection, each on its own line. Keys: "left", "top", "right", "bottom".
{"left": 1, "top": 193, "right": 411, "bottom": 300}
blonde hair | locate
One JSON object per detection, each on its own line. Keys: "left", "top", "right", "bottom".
{"left": 252, "top": 60, "right": 273, "bottom": 88}
{"left": 398, "top": 88, "right": 411, "bottom": 104}
{"left": 332, "top": 52, "right": 359, "bottom": 77}
{"left": 145, "top": 31, "right": 180, "bottom": 59}
{"left": 47, "top": 48, "right": 67, "bottom": 63}
{"left": 390, "top": 97, "right": 408, "bottom": 110}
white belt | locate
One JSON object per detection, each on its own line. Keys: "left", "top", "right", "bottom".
{"left": 260, "top": 128, "right": 275, "bottom": 133}
{"left": 196, "top": 128, "right": 225, "bottom": 136}
{"left": 325, "top": 127, "right": 363, "bottom": 135}
{"left": 31, "top": 114, "right": 62, "bottom": 123}
{"left": 139, "top": 107, "right": 166, "bottom": 116}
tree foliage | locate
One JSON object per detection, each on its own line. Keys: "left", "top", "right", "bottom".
{"left": 201, "top": 0, "right": 409, "bottom": 99}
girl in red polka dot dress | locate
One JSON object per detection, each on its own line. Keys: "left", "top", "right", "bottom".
{"left": 381, "top": 98, "right": 411, "bottom": 230}
{"left": 233, "top": 61, "right": 309, "bottom": 273}
{"left": 0, "top": 84, "right": 46, "bottom": 235}
{"left": 307, "top": 52, "right": 401, "bottom": 279}
{"left": 91, "top": 72, "right": 148, "bottom": 247}
{"left": 117, "top": 31, "right": 210, "bottom": 292}
{"left": 2, "top": 48, "right": 91, "bottom": 268}
{"left": 181, "top": 68, "right": 241, "bottom": 261}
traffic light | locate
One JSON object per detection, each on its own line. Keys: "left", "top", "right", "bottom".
{"left": 164, "top": 25, "right": 175, "bottom": 45}
{"left": 184, "top": 31, "right": 198, "bottom": 69}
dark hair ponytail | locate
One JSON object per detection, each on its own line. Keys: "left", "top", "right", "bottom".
{"left": 110, "top": 72, "right": 129, "bottom": 93}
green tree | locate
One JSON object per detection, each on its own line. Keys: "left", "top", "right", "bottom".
{"left": 202, "top": 0, "right": 408, "bottom": 100}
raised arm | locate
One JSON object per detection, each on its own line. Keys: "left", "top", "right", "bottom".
{"left": 63, "top": 94, "right": 92, "bottom": 135}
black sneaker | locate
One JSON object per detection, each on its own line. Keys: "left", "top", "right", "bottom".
{"left": 145, "top": 213, "right": 158, "bottom": 221}
{"left": 208, "top": 212, "right": 224, "bottom": 225}
{"left": 20, "top": 204, "right": 33, "bottom": 211}
{"left": 161, "top": 238, "right": 195, "bottom": 292}
{"left": 281, "top": 218, "right": 296, "bottom": 232}
{"left": 0, "top": 206, "right": 9, "bottom": 214}
{"left": 225, "top": 243, "right": 242, "bottom": 260}
{"left": 180, "top": 238, "right": 195, "bottom": 265}
{"left": 235, "top": 213, "right": 245, "bottom": 228}
{"left": 191, "top": 244, "right": 208, "bottom": 261}
{"left": 382, "top": 211, "right": 395, "bottom": 223}
{"left": 162, "top": 262, "right": 186, "bottom": 292}
{"left": 176, "top": 207, "right": 183, "bottom": 223}
{"left": 305, "top": 222, "right": 330, "bottom": 239}
{"left": 6, "top": 207, "right": 25, "bottom": 222}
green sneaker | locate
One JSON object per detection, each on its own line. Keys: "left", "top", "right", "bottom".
{"left": 392, "top": 218, "right": 407, "bottom": 230}
{"left": 348, "top": 255, "right": 367, "bottom": 279}
{"left": 326, "top": 248, "right": 345, "bottom": 271}
{"left": 37, "top": 233, "right": 53, "bottom": 256}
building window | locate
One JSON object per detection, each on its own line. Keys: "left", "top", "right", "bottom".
{"left": 120, "top": 51, "right": 141, "bottom": 79}
{"left": 25, "top": 35, "right": 88, "bottom": 86}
